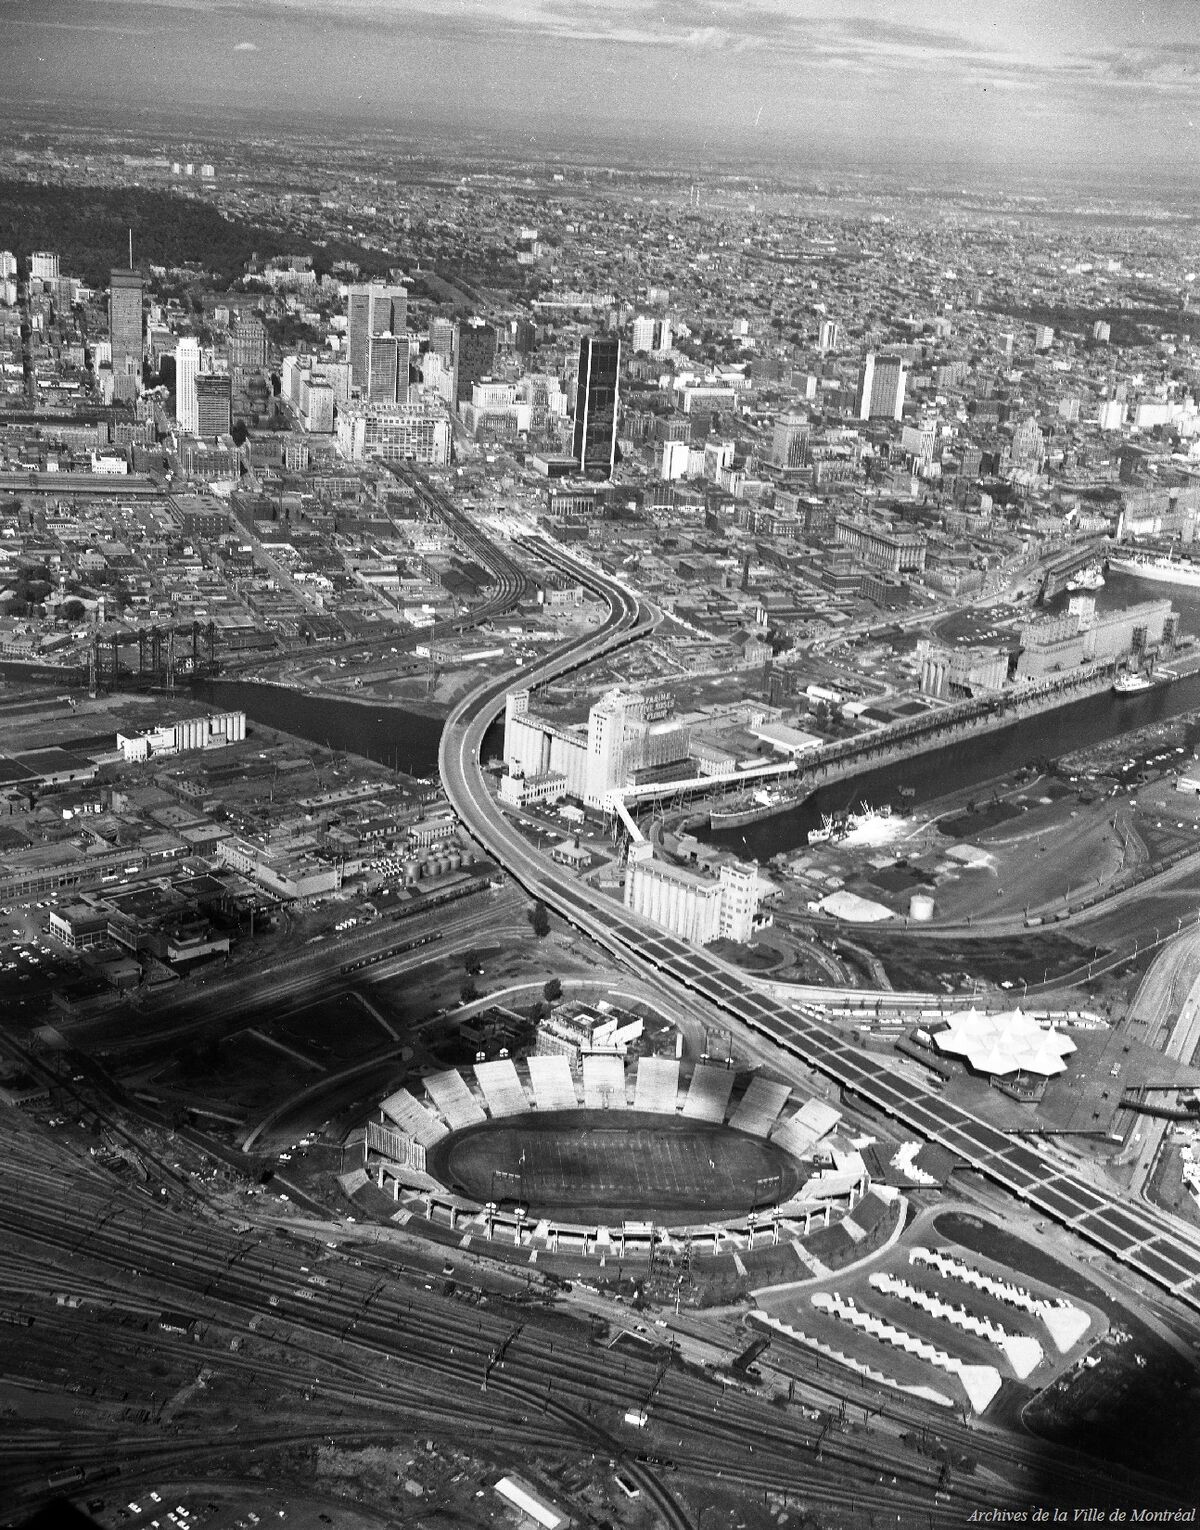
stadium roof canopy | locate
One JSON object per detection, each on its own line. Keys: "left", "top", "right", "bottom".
{"left": 933, "top": 1008, "right": 1077, "bottom": 1078}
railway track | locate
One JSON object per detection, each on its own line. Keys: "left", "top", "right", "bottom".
{"left": 2, "top": 1161, "right": 1184, "bottom": 1518}
{"left": 0, "top": 1186, "right": 947, "bottom": 1504}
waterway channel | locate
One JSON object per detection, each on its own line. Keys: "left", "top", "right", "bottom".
{"left": 707, "top": 669, "right": 1200, "bottom": 858}
{"left": 191, "top": 679, "right": 445, "bottom": 779}
{"left": 181, "top": 568, "right": 1200, "bottom": 858}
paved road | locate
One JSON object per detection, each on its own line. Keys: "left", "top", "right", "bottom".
{"left": 439, "top": 535, "right": 1200, "bottom": 1317}
{"left": 1124, "top": 932, "right": 1200, "bottom": 1199}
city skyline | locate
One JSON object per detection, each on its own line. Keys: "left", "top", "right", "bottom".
{"left": 5, "top": 0, "right": 1200, "bottom": 181}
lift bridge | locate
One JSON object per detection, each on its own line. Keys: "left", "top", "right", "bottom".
{"left": 87, "top": 620, "right": 220, "bottom": 694}
{"left": 1038, "top": 537, "right": 1109, "bottom": 601}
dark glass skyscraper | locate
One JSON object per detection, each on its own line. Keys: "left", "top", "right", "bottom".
{"left": 108, "top": 268, "right": 143, "bottom": 400}
{"left": 454, "top": 317, "right": 496, "bottom": 405}
{"left": 573, "top": 335, "right": 620, "bottom": 478}
{"left": 195, "top": 373, "right": 232, "bottom": 438}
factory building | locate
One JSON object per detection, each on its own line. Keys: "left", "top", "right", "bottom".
{"left": 1018, "top": 598, "right": 1176, "bottom": 679}
{"left": 503, "top": 687, "right": 688, "bottom": 809}
{"left": 115, "top": 711, "right": 246, "bottom": 763}
{"left": 623, "top": 845, "right": 767, "bottom": 945}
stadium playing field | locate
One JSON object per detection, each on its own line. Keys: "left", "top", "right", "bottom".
{"left": 434, "top": 1109, "right": 800, "bottom": 1223}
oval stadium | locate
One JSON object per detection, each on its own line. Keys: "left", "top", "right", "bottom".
{"left": 359, "top": 1050, "right": 888, "bottom": 1257}
{"left": 429, "top": 1110, "right": 802, "bottom": 1225}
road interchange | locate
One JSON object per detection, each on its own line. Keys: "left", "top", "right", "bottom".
{"left": 436, "top": 512, "right": 1200, "bottom": 1316}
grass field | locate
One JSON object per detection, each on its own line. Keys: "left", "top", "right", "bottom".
{"left": 434, "top": 1109, "right": 799, "bottom": 1223}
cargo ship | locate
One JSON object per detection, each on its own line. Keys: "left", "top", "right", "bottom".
{"left": 807, "top": 803, "right": 896, "bottom": 846}
{"left": 1106, "top": 551, "right": 1200, "bottom": 587}
{"left": 1112, "top": 672, "right": 1156, "bottom": 696}
{"left": 1066, "top": 564, "right": 1105, "bottom": 593}
{"left": 709, "top": 785, "right": 806, "bottom": 829}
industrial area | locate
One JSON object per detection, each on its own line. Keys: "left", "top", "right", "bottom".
{"left": 8, "top": 52, "right": 1200, "bottom": 1530}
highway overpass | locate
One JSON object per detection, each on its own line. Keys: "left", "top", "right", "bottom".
{"left": 438, "top": 529, "right": 1200, "bottom": 1315}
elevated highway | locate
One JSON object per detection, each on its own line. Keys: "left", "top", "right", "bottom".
{"left": 440, "top": 532, "right": 1200, "bottom": 1316}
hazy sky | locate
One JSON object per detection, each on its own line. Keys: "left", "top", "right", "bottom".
{"left": 4, "top": 0, "right": 1200, "bottom": 178}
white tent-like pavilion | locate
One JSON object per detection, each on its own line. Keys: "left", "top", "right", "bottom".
{"left": 933, "top": 1008, "right": 1076, "bottom": 1079}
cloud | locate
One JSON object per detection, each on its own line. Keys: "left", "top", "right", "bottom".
{"left": 1098, "top": 43, "right": 1200, "bottom": 84}
{"left": 233, "top": 39, "right": 257, "bottom": 49}
{"left": 680, "top": 27, "right": 731, "bottom": 51}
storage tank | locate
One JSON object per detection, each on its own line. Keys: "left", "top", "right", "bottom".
{"left": 403, "top": 858, "right": 421, "bottom": 883}
{"left": 447, "top": 853, "right": 462, "bottom": 872}
{"left": 909, "top": 892, "right": 935, "bottom": 922}
{"left": 176, "top": 717, "right": 203, "bottom": 752}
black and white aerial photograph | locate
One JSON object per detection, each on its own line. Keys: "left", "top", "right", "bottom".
{"left": 2, "top": 1, "right": 1200, "bottom": 1525}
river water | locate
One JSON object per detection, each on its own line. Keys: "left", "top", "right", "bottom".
{"left": 169, "top": 568, "right": 1200, "bottom": 855}
{"left": 191, "top": 679, "right": 445, "bottom": 779}
{"left": 708, "top": 566, "right": 1200, "bottom": 857}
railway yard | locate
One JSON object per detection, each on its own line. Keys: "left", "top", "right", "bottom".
{"left": 7, "top": 546, "right": 1200, "bottom": 1525}
{"left": 3, "top": 1099, "right": 1198, "bottom": 1530}
{"left": 5, "top": 564, "right": 1200, "bottom": 1529}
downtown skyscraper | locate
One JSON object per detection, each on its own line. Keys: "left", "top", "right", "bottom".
{"left": 573, "top": 335, "right": 621, "bottom": 478}
{"left": 347, "top": 284, "right": 407, "bottom": 392}
{"left": 454, "top": 317, "right": 496, "bottom": 405}
{"left": 175, "top": 337, "right": 201, "bottom": 433}
{"left": 108, "top": 268, "right": 143, "bottom": 402}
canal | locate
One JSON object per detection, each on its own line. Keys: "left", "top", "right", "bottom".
{"left": 183, "top": 567, "right": 1200, "bottom": 858}
{"left": 707, "top": 667, "right": 1200, "bottom": 858}
{"left": 191, "top": 679, "right": 445, "bottom": 779}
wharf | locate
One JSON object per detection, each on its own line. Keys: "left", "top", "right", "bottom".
{"left": 785, "top": 651, "right": 1200, "bottom": 802}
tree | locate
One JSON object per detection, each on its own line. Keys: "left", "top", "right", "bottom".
{"left": 459, "top": 979, "right": 479, "bottom": 1005}
{"left": 59, "top": 597, "right": 86, "bottom": 622}
{"left": 543, "top": 977, "right": 562, "bottom": 1003}
{"left": 529, "top": 900, "right": 551, "bottom": 938}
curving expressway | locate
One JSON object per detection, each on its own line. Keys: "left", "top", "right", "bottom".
{"left": 439, "top": 531, "right": 1200, "bottom": 1317}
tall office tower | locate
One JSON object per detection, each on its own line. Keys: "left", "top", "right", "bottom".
{"left": 856, "top": 352, "right": 907, "bottom": 421}
{"left": 301, "top": 378, "right": 336, "bottom": 434}
{"left": 175, "top": 337, "right": 201, "bottom": 433}
{"left": 347, "top": 284, "right": 407, "bottom": 390}
{"left": 366, "top": 332, "right": 410, "bottom": 403}
{"left": 454, "top": 317, "right": 496, "bottom": 405}
{"left": 228, "top": 313, "right": 267, "bottom": 370}
{"left": 195, "top": 373, "right": 232, "bottom": 438}
{"left": 654, "top": 316, "right": 673, "bottom": 355}
{"left": 108, "top": 269, "right": 144, "bottom": 401}
{"left": 573, "top": 334, "right": 621, "bottom": 479}
{"left": 771, "top": 414, "right": 811, "bottom": 469}
{"left": 0, "top": 252, "right": 16, "bottom": 280}
{"left": 281, "top": 354, "right": 310, "bottom": 407}
{"left": 817, "top": 319, "right": 840, "bottom": 353}
{"left": 29, "top": 252, "right": 59, "bottom": 283}
{"left": 631, "top": 314, "right": 655, "bottom": 353}
{"left": 429, "top": 316, "right": 454, "bottom": 361}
